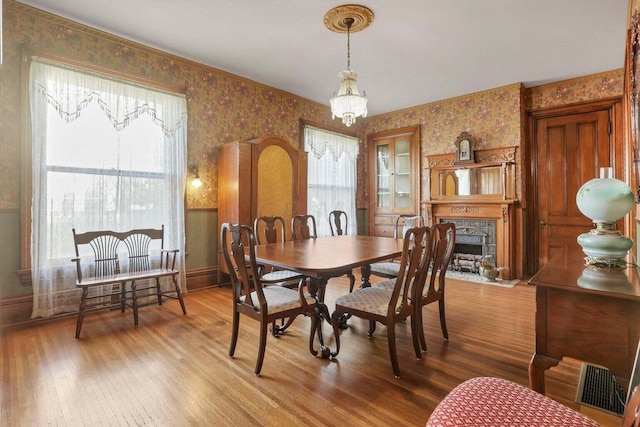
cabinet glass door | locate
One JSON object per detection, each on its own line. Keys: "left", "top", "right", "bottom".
{"left": 394, "top": 139, "right": 410, "bottom": 209}
{"left": 376, "top": 143, "right": 391, "bottom": 209}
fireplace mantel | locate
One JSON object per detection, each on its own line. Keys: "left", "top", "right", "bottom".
{"left": 422, "top": 200, "right": 516, "bottom": 279}
{"left": 423, "top": 146, "right": 518, "bottom": 279}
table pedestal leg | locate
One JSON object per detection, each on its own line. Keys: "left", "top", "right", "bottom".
{"left": 360, "top": 264, "right": 372, "bottom": 288}
{"left": 309, "top": 277, "right": 334, "bottom": 358}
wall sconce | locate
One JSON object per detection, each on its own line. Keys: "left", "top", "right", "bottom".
{"left": 190, "top": 165, "right": 203, "bottom": 188}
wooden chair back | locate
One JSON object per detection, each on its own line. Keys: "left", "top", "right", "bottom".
{"left": 72, "top": 230, "right": 122, "bottom": 281}
{"left": 72, "top": 226, "right": 168, "bottom": 281}
{"left": 221, "top": 223, "right": 264, "bottom": 308}
{"left": 394, "top": 226, "right": 433, "bottom": 313}
{"left": 253, "top": 216, "right": 288, "bottom": 244}
{"left": 329, "top": 210, "right": 348, "bottom": 236}
{"left": 426, "top": 222, "right": 456, "bottom": 296}
{"left": 123, "top": 228, "right": 165, "bottom": 272}
{"left": 292, "top": 214, "right": 317, "bottom": 240}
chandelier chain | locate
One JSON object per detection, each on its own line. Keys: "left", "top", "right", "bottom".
{"left": 347, "top": 23, "right": 351, "bottom": 70}
{"left": 345, "top": 17, "right": 354, "bottom": 70}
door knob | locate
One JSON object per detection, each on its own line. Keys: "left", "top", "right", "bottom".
{"left": 539, "top": 221, "right": 546, "bottom": 226}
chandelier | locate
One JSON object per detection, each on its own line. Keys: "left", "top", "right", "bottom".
{"left": 325, "top": 5, "right": 374, "bottom": 127}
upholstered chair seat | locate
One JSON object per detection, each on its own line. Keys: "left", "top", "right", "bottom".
{"left": 241, "top": 286, "right": 316, "bottom": 313}
{"left": 426, "top": 377, "right": 600, "bottom": 427}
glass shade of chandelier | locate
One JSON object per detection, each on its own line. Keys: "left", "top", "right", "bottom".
{"left": 330, "top": 17, "right": 367, "bottom": 127}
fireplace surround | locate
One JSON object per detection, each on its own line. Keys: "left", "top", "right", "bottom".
{"left": 423, "top": 146, "right": 517, "bottom": 280}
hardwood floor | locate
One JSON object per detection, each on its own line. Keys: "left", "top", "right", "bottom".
{"left": 0, "top": 276, "right": 621, "bottom": 426}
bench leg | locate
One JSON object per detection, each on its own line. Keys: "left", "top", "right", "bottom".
{"left": 75, "top": 287, "right": 88, "bottom": 339}
{"left": 131, "top": 281, "right": 139, "bottom": 326}
{"left": 120, "top": 281, "right": 127, "bottom": 312}
{"left": 172, "top": 275, "right": 187, "bottom": 315}
{"left": 155, "top": 277, "right": 163, "bottom": 306}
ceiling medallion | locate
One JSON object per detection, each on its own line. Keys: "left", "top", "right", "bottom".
{"left": 324, "top": 4, "right": 374, "bottom": 34}
{"left": 326, "top": 5, "right": 373, "bottom": 127}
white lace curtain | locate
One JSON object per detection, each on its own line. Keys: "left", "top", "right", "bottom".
{"left": 29, "top": 59, "right": 188, "bottom": 318}
{"left": 304, "top": 126, "right": 359, "bottom": 237}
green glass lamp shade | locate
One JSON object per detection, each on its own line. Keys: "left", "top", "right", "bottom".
{"left": 575, "top": 172, "right": 634, "bottom": 266}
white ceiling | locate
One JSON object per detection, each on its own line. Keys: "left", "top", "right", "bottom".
{"left": 16, "top": 0, "right": 629, "bottom": 116}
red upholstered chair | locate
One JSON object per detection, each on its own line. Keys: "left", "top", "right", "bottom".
{"left": 426, "top": 377, "right": 604, "bottom": 427}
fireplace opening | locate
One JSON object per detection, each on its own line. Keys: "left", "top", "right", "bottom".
{"left": 439, "top": 219, "right": 497, "bottom": 274}
{"left": 451, "top": 227, "right": 487, "bottom": 273}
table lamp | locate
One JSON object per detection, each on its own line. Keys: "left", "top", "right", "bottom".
{"left": 576, "top": 167, "right": 634, "bottom": 267}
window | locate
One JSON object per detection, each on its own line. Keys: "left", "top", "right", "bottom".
{"left": 29, "top": 59, "right": 188, "bottom": 318}
{"left": 304, "top": 126, "right": 359, "bottom": 237}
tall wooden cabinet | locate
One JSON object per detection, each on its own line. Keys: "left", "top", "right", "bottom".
{"left": 217, "top": 135, "right": 307, "bottom": 279}
{"left": 368, "top": 125, "right": 421, "bottom": 237}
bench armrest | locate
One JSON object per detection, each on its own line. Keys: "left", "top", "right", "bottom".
{"left": 160, "top": 248, "right": 179, "bottom": 270}
{"left": 71, "top": 257, "right": 83, "bottom": 283}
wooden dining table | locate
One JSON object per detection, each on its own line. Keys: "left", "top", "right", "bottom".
{"left": 253, "top": 234, "right": 404, "bottom": 357}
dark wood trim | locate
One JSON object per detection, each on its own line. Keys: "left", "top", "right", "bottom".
{"left": 186, "top": 207, "right": 217, "bottom": 212}
{"left": 186, "top": 267, "right": 219, "bottom": 291}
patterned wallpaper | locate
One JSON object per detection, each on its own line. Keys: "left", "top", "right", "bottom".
{"left": 0, "top": 1, "right": 625, "bottom": 212}
{"left": 526, "top": 69, "right": 624, "bottom": 111}
{"left": 0, "top": 1, "right": 340, "bottom": 211}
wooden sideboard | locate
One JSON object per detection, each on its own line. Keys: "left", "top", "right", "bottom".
{"left": 528, "top": 251, "right": 640, "bottom": 394}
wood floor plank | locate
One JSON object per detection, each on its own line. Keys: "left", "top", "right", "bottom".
{"left": 0, "top": 276, "right": 621, "bottom": 426}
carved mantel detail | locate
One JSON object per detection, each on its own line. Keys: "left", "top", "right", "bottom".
{"left": 450, "top": 206, "right": 482, "bottom": 215}
{"left": 426, "top": 146, "right": 517, "bottom": 168}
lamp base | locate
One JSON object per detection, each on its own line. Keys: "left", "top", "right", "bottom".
{"left": 577, "top": 228, "right": 634, "bottom": 267}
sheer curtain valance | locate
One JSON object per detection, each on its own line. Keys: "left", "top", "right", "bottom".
{"left": 31, "top": 59, "right": 186, "bottom": 136}
{"left": 29, "top": 58, "right": 188, "bottom": 318}
{"left": 304, "top": 126, "right": 359, "bottom": 237}
{"left": 305, "top": 126, "right": 359, "bottom": 161}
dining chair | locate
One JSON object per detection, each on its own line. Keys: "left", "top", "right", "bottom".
{"left": 253, "top": 216, "right": 306, "bottom": 288}
{"left": 291, "top": 214, "right": 317, "bottom": 240}
{"left": 416, "top": 222, "right": 456, "bottom": 352}
{"left": 221, "top": 222, "right": 319, "bottom": 375}
{"left": 369, "top": 214, "right": 425, "bottom": 279}
{"left": 328, "top": 210, "right": 357, "bottom": 293}
{"left": 330, "top": 225, "right": 433, "bottom": 377}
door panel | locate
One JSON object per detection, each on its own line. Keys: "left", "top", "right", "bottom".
{"left": 536, "top": 110, "right": 612, "bottom": 268}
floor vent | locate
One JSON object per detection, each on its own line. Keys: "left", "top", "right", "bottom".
{"left": 575, "top": 363, "right": 625, "bottom": 416}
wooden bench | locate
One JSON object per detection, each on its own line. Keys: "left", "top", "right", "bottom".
{"left": 71, "top": 225, "right": 187, "bottom": 338}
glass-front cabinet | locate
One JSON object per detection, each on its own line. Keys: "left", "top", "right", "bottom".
{"left": 368, "top": 125, "right": 420, "bottom": 237}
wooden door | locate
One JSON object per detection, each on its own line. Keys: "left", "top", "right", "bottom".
{"left": 532, "top": 106, "right": 617, "bottom": 271}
